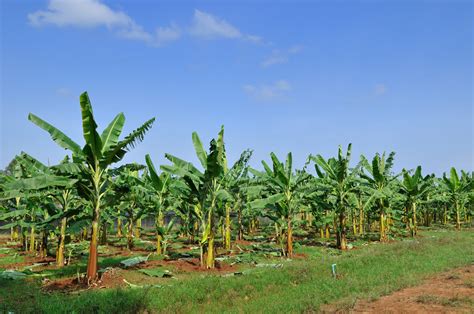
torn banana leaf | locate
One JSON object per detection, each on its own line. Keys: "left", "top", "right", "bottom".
{"left": 138, "top": 268, "right": 173, "bottom": 278}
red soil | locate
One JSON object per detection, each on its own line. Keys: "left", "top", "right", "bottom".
{"left": 323, "top": 265, "right": 474, "bottom": 313}
{"left": 42, "top": 267, "right": 127, "bottom": 292}
{"left": 143, "top": 257, "right": 237, "bottom": 273}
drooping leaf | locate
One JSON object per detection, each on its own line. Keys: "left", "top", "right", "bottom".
{"left": 2, "top": 175, "right": 76, "bottom": 192}
{"left": 28, "top": 113, "right": 82, "bottom": 156}
{"left": 120, "top": 254, "right": 150, "bottom": 268}
{"left": 0, "top": 270, "right": 28, "bottom": 280}
{"left": 102, "top": 117, "right": 155, "bottom": 166}
{"left": 138, "top": 268, "right": 173, "bottom": 278}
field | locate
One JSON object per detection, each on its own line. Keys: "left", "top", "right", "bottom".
{"left": 1, "top": 227, "right": 473, "bottom": 313}
{"left": 0, "top": 93, "right": 473, "bottom": 313}
{"left": 2, "top": 1, "right": 473, "bottom": 313}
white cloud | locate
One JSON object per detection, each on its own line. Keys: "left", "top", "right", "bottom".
{"left": 154, "top": 24, "right": 181, "bottom": 46}
{"left": 261, "top": 45, "right": 303, "bottom": 68}
{"left": 27, "top": 3, "right": 261, "bottom": 46}
{"left": 243, "top": 80, "right": 291, "bottom": 101}
{"left": 28, "top": 0, "right": 132, "bottom": 28}
{"left": 261, "top": 50, "right": 287, "bottom": 67}
{"left": 117, "top": 24, "right": 152, "bottom": 42}
{"left": 189, "top": 9, "right": 261, "bottom": 43}
{"left": 190, "top": 10, "right": 241, "bottom": 39}
{"left": 28, "top": 0, "right": 180, "bottom": 46}
{"left": 245, "top": 35, "right": 262, "bottom": 43}
{"left": 374, "top": 84, "right": 387, "bottom": 96}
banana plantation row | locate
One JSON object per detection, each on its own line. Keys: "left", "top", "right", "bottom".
{"left": 0, "top": 92, "right": 472, "bottom": 283}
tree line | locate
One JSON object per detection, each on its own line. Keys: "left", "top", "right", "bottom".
{"left": 1, "top": 92, "right": 472, "bottom": 283}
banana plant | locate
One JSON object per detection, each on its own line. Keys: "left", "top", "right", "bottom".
{"left": 220, "top": 149, "right": 252, "bottom": 250}
{"left": 360, "top": 152, "right": 398, "bottom": 241}
{"left": 310, "top": 144, "right": 359, "bottom": 250}
{"left": 461, "top": 171, "right": 474, "bottom": 224}
{"left": 348, "top": 183, "right": 378, "bottom": 236}
{"left": 399, "top": 166, "right": 433, "bottom": 236}
{"left": 145, "top": 154, "right": 182, "bottom": 254}
{"left": 250, "top": 152, "right": 311, "bottom": 257}
{"left": 161, "top": 126, "right": 230, "bottom": 269}
{"left": 234, "top": 175, "right": 265, "bottom": 241}
{"left": 109, "top": 165, "right": 151, "bottom": 250}
{"left": 156, "top": 219, "right": 175, "bottom": 255}
{"left": 442, "top": 168, "right": 472, "bottom": 230}
{"left": 28, "top": 92, "right": 155, "bottom": 281}
{"left": 0, "top": 155, "right": 29, "bottom": 245}
{"left": 0, "top": 153, "right": 77, "bottom": 255}
{"left": 42, "top": 155, "right": 83, "bottom": 266}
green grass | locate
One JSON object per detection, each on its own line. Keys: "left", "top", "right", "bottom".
{"left": 0, "top": 251, "right": 24, "bottom": 268}
{"left": 1, "top": 229, "right": 473, "bottom": 313}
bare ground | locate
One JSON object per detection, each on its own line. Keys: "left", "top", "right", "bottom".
{"left": 348, "top": 265, "right": 474, "bottom": 313}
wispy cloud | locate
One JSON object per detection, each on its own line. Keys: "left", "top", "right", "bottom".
{"left": 189, "top": 10, "right": 260, "bottom": 43}
{"left": 374, "top": 83, "right": 388, "bottom": 96}
{"left": 261, "top": 51, "right": 288, "bottom": 67}
{"left": 154, "top": 24, "right": 181, "bottom": 46}
{"left": 189, "top": 9, "right": 241, "bottom": 39}
{"left": 261, "top": 45, "right": 303, "bottom": 68}
{"left": 243, "top": 80, "right": 291, "bottom": 101}
{"left": 28, "top": 2, "right": 261, "bottom": 47}
{"left": 28, "top": 0, "right": 181, "bottom": 46}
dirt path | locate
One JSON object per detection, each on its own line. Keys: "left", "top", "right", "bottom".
{"left": 350, "top": 265, "right": 474, "bottom": 313}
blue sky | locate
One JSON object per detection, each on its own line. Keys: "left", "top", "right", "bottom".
{"left": 1, "top": 0, "right": 472, "bottom": 175}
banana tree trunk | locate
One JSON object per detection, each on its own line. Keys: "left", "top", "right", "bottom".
{"left": 237, "top": 207, "right": 243, "bottom": 241}
{"left": 117, "top": 210, "right": 123, "bottom": 238}
{"left": 359, "top": 205, "right": 364, "bottom": 235}
{"left": 127, "top": 219, "right": 134, "bottom": 250}
{"left": 380, "top": 212, "right": 386, "bottom": 242}
{"left": 286, "top": 217, "right": 293, "bottom": 258}
{"left": 205, "top": 231, "right": 215, "bottom": 269}
{"left": 455, "top": 201, "right": 461, "bottom": 230}
{"left": 21, "top": 228, "right": 27, "bottom": 251}
{"left": 86, "top": 189, "right": 100, "bottom": 282}
{"left": 134, "top": 219, "right": 141, "bottom": 239}
{"left": 352, "top": 214, "right": 357, "bottom": 235}
{"left": 14, "top": 198, "right": 21, "bottom": 243}
{"left": 224, "top": 204, "right": 231, "bottom": 250}
{"left": 100, "top": 222, "right": 107, "bottom": 245}
{"left": 156, "top": 212, "right": 163, "bottom": 255}
{"left": 29, "top": 226, "right": 35, "bottom": 253}
{"left": 56, "top": 217, "right": 67, "bottom": 267}
{"left": 412, "top": 203, "right": 417, "bottom": 236}
{"left": 86, "top": 208, "right": 99, "bottom": 282}
{"left": 336, "top": 212, "right": 347, "bottom": 250}
{"left": 443, "top": 205, "right": 447, "bottom": 224}
{"left": 203, "top": 204, "right": 215, "bottom": 269}
{"left": 40, "top": 232, "right": 48, "bottom": 258}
